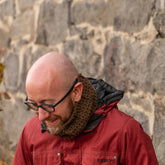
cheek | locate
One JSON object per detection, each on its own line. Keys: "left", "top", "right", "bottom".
{"left": 57, "top": 99, "right": 74, "bottom": 122}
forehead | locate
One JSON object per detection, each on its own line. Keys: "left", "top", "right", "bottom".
{"left": 26, "top": 76, "right": 66, "bottom": 102}
{"left": 26, "top": 60, "right": 70, "bottom": 101}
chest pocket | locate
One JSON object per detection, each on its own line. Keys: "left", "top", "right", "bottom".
{"left": 82, "top": 151, "right": 119, "bottom": 165}
{"left": 32, "top": 151, "right": 62, "bottom": 165}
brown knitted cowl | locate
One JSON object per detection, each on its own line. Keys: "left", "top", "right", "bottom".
{"left": 43, "top": 74, "right": 97, "bottom": 139}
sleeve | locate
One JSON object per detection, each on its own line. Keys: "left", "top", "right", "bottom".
{"left": 120, "top": 118, "right": 158, "bottom": 165}
{"left": 13, "top": 127, "right": 33, "bottom": 165}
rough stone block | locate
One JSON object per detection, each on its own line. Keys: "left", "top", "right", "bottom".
{"left": 4, "top": 53, "right": 19, "bottom": 91}
{"left": 113, "top": 0, "right": 154, "bottom": 32}
{"left": 71, "top": 0, "right": 154, "bottom": 33}
{"left": 0, "top": 28, "right": 10, "bottom": 49}
{"left": 104, "top": 37, "right": 165, "bottom": 95}
{"left": 71, "top": 0, "right": 112, "bottom": 26}
{"left": 63, "top": 39, "right": 102, "bottom": 78}
{"left": 20, "top": 47, "right": 32, "bottom": 93}
{"left": 18, "top": 0, "right": 38, "bottom": 11}
{"left": 0, "top": 117, "right": 12, "bottom": 164}
{"left": 155, "top": 0, "right": 165, "bottom": 10}
{"left": 0, "top": 0, "right": 14, "bottom": 18}
{"left": 146, "top": 39, "right": 165, "bottom": 95}
{"left": 104, "top": 36, "right": 131, "bottom": 90}
{"left": 0, "top": 98, "right": 34, "bottom": 164}
{"left": 153, "top": 97, "right": 165, "bottom": 165}
{"left": 153, "top": 11, "right": 165, "bottom": 37}
{"left": 11, "top": 10, "right": 34, "bottom": 40}
{"left": 36, "top": 0, "right": 68, "bottom": 45}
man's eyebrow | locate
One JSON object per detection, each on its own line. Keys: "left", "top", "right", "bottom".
{"left": 28, "top": 98, "right": 56, "bottom": 103}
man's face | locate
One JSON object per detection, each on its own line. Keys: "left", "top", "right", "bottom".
{"left": 26, "top": 80, "right": 75, "bottom": 135}
{"left": 41, "top": 95, "right": 74, "bottom": 135}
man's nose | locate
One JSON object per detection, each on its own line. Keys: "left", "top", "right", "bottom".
{"left": 38, "top": 108, "right": 50, "bottom": 121}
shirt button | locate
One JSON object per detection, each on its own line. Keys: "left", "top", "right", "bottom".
{"left": 57, "top": 153, "right": 60, "bottom": 156}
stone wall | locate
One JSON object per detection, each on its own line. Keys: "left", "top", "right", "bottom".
{"left": 0, "top": 0, "right": 165, "bottom": 164}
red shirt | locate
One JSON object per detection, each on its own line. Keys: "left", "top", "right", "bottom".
{"left": 13, "top": 103, "right": 158, "bottom": 165}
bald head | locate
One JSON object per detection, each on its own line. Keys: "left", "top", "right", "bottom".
{"left": 26, "top": 52, "right": 78, "bottom": 96}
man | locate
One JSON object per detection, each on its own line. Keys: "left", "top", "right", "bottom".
{"left": 13, "top": 52, "right": 158, "bottom": 164}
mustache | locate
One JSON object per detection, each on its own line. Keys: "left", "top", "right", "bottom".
{"left": 44, "top": 115, "right": 61, "bottom": 122}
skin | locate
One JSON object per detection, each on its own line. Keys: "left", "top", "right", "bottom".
{"left": 26, "top": 52, "right": 83, "bottom": 135}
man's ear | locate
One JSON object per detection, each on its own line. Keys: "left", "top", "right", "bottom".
{"left": 72, "top": 82, "right": 83, "bottom": 102}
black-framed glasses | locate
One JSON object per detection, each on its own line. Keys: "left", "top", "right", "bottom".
{"left": 24, "top": 78, "right": 78, "bottom": 112}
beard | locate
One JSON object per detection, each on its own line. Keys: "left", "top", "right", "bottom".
{"left": 42, "top": 118, "right": 64, "bottom": 135}
{"left": 42, "top": 99, "right": 74, "bottom": 136}
{"left": 46, "top": 123, "right": 63, "bottom": 135}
